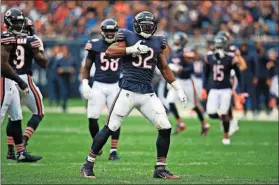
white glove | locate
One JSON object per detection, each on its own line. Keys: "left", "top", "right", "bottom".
{"left": 170, "top": 81, "right": 187, "bottom": 107}
{"left": 168, "top": 63, "right": 182, "bottom": 73}
{"left": 126, "top": 40, "right": 149, "bottom": 55}
{"left": 34, "top": 35, "right": 44, "bottom": 51}
{"left": 82, "top": 79, "right": 92, "bottom": 100}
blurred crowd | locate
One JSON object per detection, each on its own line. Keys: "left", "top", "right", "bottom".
{"left": 1, "top": 0, "right": 278, "bottom": 40}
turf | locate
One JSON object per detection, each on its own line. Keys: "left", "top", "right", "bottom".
{"left": 1, "top": 112, "right": 278, "bottom": 184}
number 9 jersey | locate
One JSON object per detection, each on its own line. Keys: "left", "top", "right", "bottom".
{"left": 1, "top": 32, "right": 43, "bottom": 75}
{"left": 116, "top": 29, "right": 167, "bottom": 94}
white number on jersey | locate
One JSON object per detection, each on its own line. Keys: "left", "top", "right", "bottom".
{"left": 100, "top": 52, "right": 119, "bottom": 71}
{"left": 213, "top": 64, "right": 224, "bottom": 81}
{"left": 132, "top": 48, "right": 154, "bottom": 69}
{"left": 13, "top": 45, "right": 25, "bottom": 69}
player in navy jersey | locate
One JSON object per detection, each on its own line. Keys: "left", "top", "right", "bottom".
{"left": 201, "top": 35, "right": 246, "bottom": 145}
{"left": 5, "top": 17, "right": 47, "bottom": 160}
{"left": 81, "top": 19, "right": 121, "bottom": 160}
{"left": 80, "top": 11, "right": 188, "bottom": 179}
{"left": 167, "top": 32, "right": 210, "bottom": 136}
{"left": 1, "top": 8, "right": 42, "bottom": 162}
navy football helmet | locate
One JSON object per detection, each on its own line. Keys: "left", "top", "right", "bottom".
{"left": 100, "top": 19, "right": 118, "bottom": 43}
{"left": 172, "top": 31, "right": 188, "bottom": 51}
{"left": 133, "top": 11, "right": 157, "bottom": 38}
{"left": 4, "top": 8, "right": 26, "bottom": 35}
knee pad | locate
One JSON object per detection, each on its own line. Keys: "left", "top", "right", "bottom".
{"left": 154, "top": 113, "right": 171, "bottom": 130}
{"left": 158, "top": 128, "right": 171, "bottom": 138}
{"left": 107, "top": 114, "right": 123, "bottom": 132}
{"left": 208, "top": 113, "right": 219, "bottom": 119}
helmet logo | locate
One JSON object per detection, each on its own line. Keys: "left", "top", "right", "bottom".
{"left": 5, "top": 10, "right": 11, "bottom": 16}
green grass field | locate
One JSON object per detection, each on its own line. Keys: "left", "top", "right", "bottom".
{"left": 1, "top": 110, "right": 278, "bottom": 184}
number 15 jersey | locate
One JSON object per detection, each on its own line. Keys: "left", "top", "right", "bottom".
{"left": 1, "top": 32, "right": 43, "bottom": 75}
{"left": 116, "top": 29, "right": 167, "bottom": 94}
{"left": 85, "top": 38, "right": 121, "bottom": 84}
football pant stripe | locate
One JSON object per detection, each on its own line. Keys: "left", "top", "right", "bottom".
{"left": 106, "top": 89, "right": 122, "bottom": 126}
{"left": 1, "top": 77, "right": 5, "bottom": 107}
{"left": 28, "top": 75, "right": 43, "bottom": 116}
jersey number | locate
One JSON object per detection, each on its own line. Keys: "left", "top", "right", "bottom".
{"left": 213, "top": 64, "right": 224, "bottom": 81}
{"left": 13, "top": 45, "right": 25, "bottom": 69}
{"left": 132, "top": 48, "right": 154, "bottom": 69}
{"left": 100, "top": 52, "right": 119, "bottom": 71}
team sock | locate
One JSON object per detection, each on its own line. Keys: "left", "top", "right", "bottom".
{"left": 88, "top": 118, "right": 99, "bottom": 139}
{"left": 86, "top": 125, "right": 112, "bottom": 164}
{"left": 23, "top": 115, "right": 43, "bottom": 143}
{"left": 169, "top": 103, "right": 180, "bottom": 120}
{"left": 11, "top": 120, "right": 25, "bottom": 153}
{"left": 110, "top": 128, "right": 120, "bottom": 153}
{"left": 193, "top": 106, "right": 206, "bottom": 125}
{"left": 6, "top": 119, "right": 15, "bottom": 152}
{"left": 156, "top": 129, "right": 171, "bottom": 166}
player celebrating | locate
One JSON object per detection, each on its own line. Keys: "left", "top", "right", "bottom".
{"left": 1, "top": 8, "right": 42, "bottom": 162}
{"left": 5, "top": 17, "right": 48, "bottom": 160}
{"left": 167, "top": 32, "right": 210, "bottom": 136}
{"left": 201, "top": 35, "right": 246, "bottom": 145}
{"left": 81, "top": 19, "right": 121, "bottom": 160}
{"left": 80, "top": 11, "right": 187, "bottom": 179}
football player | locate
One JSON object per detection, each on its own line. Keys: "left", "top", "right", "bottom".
{"left": 81, "top": 19, "right": 122, "bottom": 160}
{"left": 167, "top": 32, "right": 210, "bottom": 136}
{"left": 5, "top": 17, "right": 48, "bottom": 160}
{"left": 80, "top": 11, "right": 187, "bottom": 179}
{"left": 201, "top": 35, "right": 246, "bottom": 145}
{"left": 1, "top": 8, "right": 42, "bottom": 162}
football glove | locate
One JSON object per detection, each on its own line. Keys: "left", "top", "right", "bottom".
{"left": 126, "top": 40, "right": 149, "bottom": 55}
{"left": 170, "top": 81, "right": 187, "bottom": 107}
{"left": 82, "top": 79, "right": 92, "bottom": 100}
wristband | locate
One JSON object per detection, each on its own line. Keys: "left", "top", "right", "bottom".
{"left": 170, "top": 80, "right": 182, "bottom": 92}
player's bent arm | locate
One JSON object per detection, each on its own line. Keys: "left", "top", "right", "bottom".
{"left": 232, "top": 53, "right": 247, "bottom": 71}
{"left": 157, "top": 50, "right": 176, "bottom": 84}
{"left": 32, "top": 48, "right": 48, "bottom": 68}
{"left": 82, "top": 50, "right": 96, "bottom": 80}
{"left": 1, "top": 45, "right": 28, "bottom": 90}
{"left": 105, "top": 41, "right": 127, "bottom": 57}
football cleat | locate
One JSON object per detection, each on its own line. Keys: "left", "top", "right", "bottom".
{"left": 172, "top": 123, "right": 186, "bottom": 135}
{"left": 80, "top": 163, "right": 95, "bottom": 178}
{"left": 201, "top": 123, "right": 210, "bottom": 136}
{"left": 108, "top": 151, "right": 120, "bottom": 160}
{"left": 153, "top": 168, "right": 180, "bottom": 179}
{"left": 222, "top": 138, "right": 231, "bottom": 145}
{"left": 6, "top": 151, "right": 16, "bottom": 160}
{"left": 17, "top": 151, "right": 42, "bottom": 163}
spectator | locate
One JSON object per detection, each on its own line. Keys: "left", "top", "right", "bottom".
{"left": 254, "top": 42, "right": 273, "bottom": 116}
{"left": 239, "top": 42, "right": 257, "bottom": 117}
{"left": 56, "top": 46, "right": 76, "bottom": 113}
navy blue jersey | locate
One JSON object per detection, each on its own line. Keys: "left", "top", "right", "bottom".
{"left": 203, "top": 50, "right": 236, "bottom": 89}
{"left": 169, "top": 48, "right": 194, "bottom": 79}
{"left": 1, "top": 32, "right": 42, "bottom": 75}
{"left": 193, "top": 58, "right": 204, "bottom": 78}
{"left": 116, "top": 29, "right": 166, "bottom": 93}
{"left": 85, "top": 38, "right": 121, "bottom": 83}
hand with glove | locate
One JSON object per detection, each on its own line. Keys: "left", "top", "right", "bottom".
{"left": 170, "top": 81, "right": 187, "bottom": 107}
{"left": 82, "top": 79, "right": 93, "bottom": 100}
{"left": 126, "top": 40, "right": 150, "bottom": 55}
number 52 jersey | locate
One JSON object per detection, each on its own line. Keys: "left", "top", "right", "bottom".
{"left": 116, "top": 29, "right": 167, "bottom": 94}
{"left": 1, "top": 32, "right": 43, "bottom": 75}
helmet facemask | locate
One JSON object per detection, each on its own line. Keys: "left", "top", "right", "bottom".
{"left": 101, "top": 29, "right": 118, "bottom": 43}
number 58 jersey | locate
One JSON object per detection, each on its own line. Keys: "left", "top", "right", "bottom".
{"left": 85, "top": 38, "right": 121, "bottom": 84}
{"left": 116, "top": 29, "right": 167, "bottom": 94}
{"left": 1, "top": 32, "right": 43, "bottom": 75}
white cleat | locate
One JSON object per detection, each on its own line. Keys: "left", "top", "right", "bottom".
{"left": 222, "top": 138, "right": 231, "bottom": 145}
{"left": 229, "top": 119, "right": 239, "bottom": 136}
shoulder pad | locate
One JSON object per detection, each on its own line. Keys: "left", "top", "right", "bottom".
{"left": 85, "top": 38, "right": 99, "bottom": 51}
{"left": 1, "top": 32, "right": 16, "bottom": 44}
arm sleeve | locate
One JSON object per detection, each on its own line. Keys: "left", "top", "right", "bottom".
{"left": 116, "top": 29, "right": 126, "bottom": 43}
{"left": 233, "top": 64, "right": 242, "bottom": 92}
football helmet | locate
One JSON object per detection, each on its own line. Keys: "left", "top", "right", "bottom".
{"left": 133, "top": 11, "right": 157, "bottom": 38}
{"left": 172, "top": 31, "right": 188, "bottom": 51}
{"left": 213, "top": 35, "right": 227, "bottom": 59}
{"left": 100, "top": 19, "right": 118, "bottom": 43}
{"left": 4, "top": 8, "right": 26, "bottom": 35}
{"left": 23, "top": 17, "right": 35, "bottom": 36}
{"left": 216, "top": 30, "right": 231, "bottom": 42}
